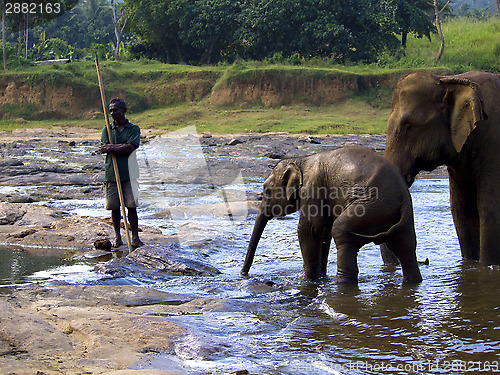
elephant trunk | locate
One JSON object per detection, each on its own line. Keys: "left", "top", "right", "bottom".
{"left": 241, "top": 213, "right": 269, "bottom": 276}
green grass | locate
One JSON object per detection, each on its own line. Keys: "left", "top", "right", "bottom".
{"left": 380, "top": 17, "right": 500, "bottom": 73}
{"left": 0, "top": 99, "right": 390, "bottom": 135}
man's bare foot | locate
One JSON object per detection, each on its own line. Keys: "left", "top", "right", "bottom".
{"left": 113, "top": 239, "right": 123, "bottom": 248}
{"left": 131, "top": 238, "right": 144, "bottom": 249}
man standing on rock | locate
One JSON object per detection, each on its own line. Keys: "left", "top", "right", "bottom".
{"left": 98, "top": 98, "right": 143, "bottom": 249}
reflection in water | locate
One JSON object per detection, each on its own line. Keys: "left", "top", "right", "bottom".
{"left": 0, "top": 247, "right": 95, "bottom": 291}
{"left": 4, "top": 134, "right": 500, "bottom": 375}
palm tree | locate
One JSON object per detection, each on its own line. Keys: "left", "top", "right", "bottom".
{"left": 73, "top": 0, "right": 110, "bottom": 26}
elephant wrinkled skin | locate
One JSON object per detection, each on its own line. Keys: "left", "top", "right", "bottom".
{"left": 241, "top": 146, "right": 422, "bottom": 284}
{"left": 385, "top": 71, "right": 500, "bottom": 265}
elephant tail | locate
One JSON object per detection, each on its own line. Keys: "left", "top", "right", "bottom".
{"left": 351, "top": 201, "right": 413, "bottom": 245}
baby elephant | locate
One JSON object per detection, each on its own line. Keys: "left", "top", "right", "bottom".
{"left": 241, "top": 146, "right": 422, "bottom": 284}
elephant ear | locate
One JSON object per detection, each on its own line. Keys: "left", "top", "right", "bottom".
{"left": 281, "top": 162, "right": 303, "bottom": 200}
{"left": 440, "top": 77, "right": 486, "bottom": 153}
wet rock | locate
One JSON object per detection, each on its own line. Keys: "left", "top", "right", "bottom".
{"left": 299, "top": 136, "right": 321, "bottom": 144}
{"left": 0, "top": 204, "right": 165, "bottom": 252}
{"left": 155, "top": 200, "right": 260, "bottom": 221}
{"left": 227, "top": 138, "right": 244, "bottom": 146}
{"left": 0, "top": 203, "right": 62, "bottom": 226}
{"left": 94, "top": 238, "right": 112, "bottom": 251}
{"left": 0, "top": 158, "right": 23, "bottom": 167}
{"left": 238, "top": 278, "right": 280, "bottom": 294}
{"left": 0, "top": 194, "right": 35, "bottom": 203}
{"left": 96, "top": 243, "right": 221, "bottom": 278}
{"left": 266, "top": 151, "right": 285, "bottom": 159}
{"left": 82, "top": 163, "right": 104, "bottom": 171}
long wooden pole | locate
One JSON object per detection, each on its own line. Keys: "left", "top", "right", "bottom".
{"left": 95, "top": 54, "right": 133, "bottom": 253}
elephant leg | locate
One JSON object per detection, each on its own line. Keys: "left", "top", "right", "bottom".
{"left": 449, "top": 177, "right": 480, "bottom": 260}
{"left": 332, "top": 240, "right": 362, "bottom": 284}
{"left": 331, "top": 208, "right": 365, "bottom": 284}
{"left": 383, "top": 225, "right": 422, "bottom": 283}
{"left": 380, "top": 243, "right": 400, "bottom": 265}
{"left": 477, "top": 195, "right": 500, "bottom": 265}
{"left": 319, "top": 219, "right": 334, "bottom": 278}
{"left": 298, "top": 213, "right": 332, "bottom": 280}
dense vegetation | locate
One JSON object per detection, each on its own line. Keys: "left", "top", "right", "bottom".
{"left": 1, "top": 0, "right": 498, "bottom": 67}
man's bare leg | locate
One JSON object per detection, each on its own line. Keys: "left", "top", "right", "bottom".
{"left": 111, "top": 209, "right": 123, "bottom": 248}
{"left": 128, "top": 208, "right": 144, "bottom": 248}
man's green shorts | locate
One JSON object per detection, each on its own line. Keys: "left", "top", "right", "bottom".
{"left": 104, "top": 180, "right": 139, "bottom": 210}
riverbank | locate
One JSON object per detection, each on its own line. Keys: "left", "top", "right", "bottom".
{"left": 0, "top": 127, "right": 447, "bottom": 374}
{"left": 0, "top": 284, "right": 223, "bottom": 375}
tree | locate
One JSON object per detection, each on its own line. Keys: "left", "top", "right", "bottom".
{"left": 383, "top": 0, "right": 435, "bottom": 48}
{"left": 2, "top": 0, "right": 78, "bottom": 59}
{"left": 125, "top": 0, "right": 407, "bottom": 64}
{"left": 432, "top": 0, "right": 451, "bottom": 61}
{"left": 2, "top": 2, "right": 5, "bottom": 70}
{"left": 125, "top": 0, "right": 189, "bottom": 63}
{"left": 32, "top": 0, "right": 115, "bottom": 53}
{"left": 180, "top": 0, "right": 240, "bottom": 64}
{"left": 111, "top": 0, "right": 128, "bottom": 59}
{"left": 237, "top": 0, "right": 399, "bottom": 62}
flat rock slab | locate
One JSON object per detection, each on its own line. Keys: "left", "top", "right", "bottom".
{"left": 0, "top": 202, "right": 168, "bottom": 252}
{"left": 0, "top": 284, "right": 223, "bottom": 374}
{"left": 96, "top": 243, "right": 221, "bottom": 278}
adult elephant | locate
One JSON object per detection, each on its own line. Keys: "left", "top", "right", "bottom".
{"left": 241, "top": 146, "right": 422, "bottom": 284}
{"left": 384, "top": 71, "right": 500, "bottom": 265}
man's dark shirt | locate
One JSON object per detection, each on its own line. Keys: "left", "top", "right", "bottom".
{"left": 100, "top": 121, "right": 140, "bottom": 182}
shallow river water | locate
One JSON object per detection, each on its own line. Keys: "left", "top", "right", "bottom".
{"left": 1, "top": 135, "right": 500, "bottom": 374}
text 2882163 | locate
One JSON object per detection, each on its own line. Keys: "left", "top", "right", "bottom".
{"left": 5, "top": 2, "right": 62, "bottom": 14}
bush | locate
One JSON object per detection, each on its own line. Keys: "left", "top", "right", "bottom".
{"left": 0, "top": 43, "right": 36, "bottom": 68}
{"left": 29, "top": 38, "right": 75, "bottom": 61}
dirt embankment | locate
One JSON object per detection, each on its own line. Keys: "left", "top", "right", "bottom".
{"left": 210, "top": 69, "right": 402, "bottom": 107}
{"left": 0, "top": 66, "right": 408, "bottom": 120}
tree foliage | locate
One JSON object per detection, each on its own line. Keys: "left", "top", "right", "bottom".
{"left": 125, "top": 0, "right": 437, "bottom": 64}
{"left": 1, "top": 0, "right": 450, "bottom": 65}
{"left": 382, "top": 0, "right": 435, "bottom": 48}
{"left": 39, "top": 0, "right": 115, "bottom": 50}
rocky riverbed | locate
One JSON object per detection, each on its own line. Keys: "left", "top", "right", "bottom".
{"left": 0, "top": 127, "right": 447, "bottom": 374}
